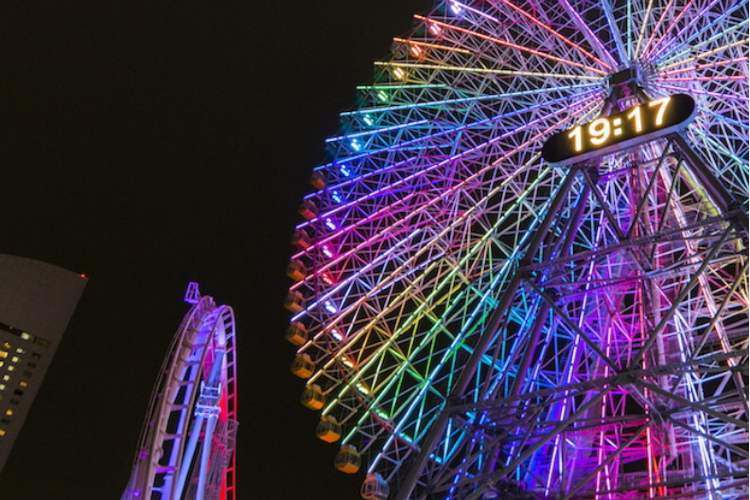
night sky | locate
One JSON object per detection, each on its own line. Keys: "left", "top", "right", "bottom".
{"left": 0, "top": 1, "right": 431, "bottom": 498}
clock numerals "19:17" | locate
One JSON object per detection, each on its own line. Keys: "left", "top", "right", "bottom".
{"left": 567, "top": 96, "right": 672, "bottom": 153}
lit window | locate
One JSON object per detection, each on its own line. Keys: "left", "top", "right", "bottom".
{"left": 15, "top": 348, "right": 23, "bottom": 354}
{"left": 21, "top": 333, "right": 31, "bottom": 341}
{"left": 7, "top": 366, "right": 14, "bottom": 372}
{"left": 2, "top": 375, "right": 9, "bottom": 381}
{"left": 2, "top": 342, "right": 9, "bottom": 349}
{"left": 19, "top": 381, "right": 27, "bottom": 387}
{"left": 0, "top": 362, "right": 4, "bottom": 367}
{"left": 5, "top": 409, "right": 12, "bottom": 416}
{"left": 0, "top": 385, "right": 5, "bottom": 391}
{"left": 11, "top": 356, "right": 19, "bottom": 363}
{"left": 0, "top": 429, "right": 6, "bottom": 436}
{"left": 0, "top": 351, "right": 7, "bottom": 359}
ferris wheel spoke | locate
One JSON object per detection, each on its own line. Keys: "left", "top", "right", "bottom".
{"left": 646, "top": 0, "right": 734, "bottom": 62}
{"left": 556, "top": 0, "right": 621, "bottom": 68}
{"left": 410, "top": 15, "right": 608, "bottom": 77}
{"left": 637, "top": 0, "right": 681, "bottom": 58}
{"left": 599, "top": 0, "right": 630, "bottom": 63}
{"left": 659, "top": 54, "right": 750, "bottom": 79}
{"left": 376, "top": 60, "right": 602, "bottom": 82}
{"left": 481, "top": 0, "right": 615, "bottom": 71}
{"left": 632, "top": 0, "right": 656, "bottom": 60}
{"left": 656, "top": 23, "right": 749, "bottom": 71}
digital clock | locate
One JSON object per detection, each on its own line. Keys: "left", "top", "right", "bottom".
{"left": 542, "top": 93, "right": 696, "bottom": 166}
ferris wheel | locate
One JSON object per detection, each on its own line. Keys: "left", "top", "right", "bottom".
{"left": 122, "top": 283, "right": 238, "bottom": 500}
{"left": 284, "top": 1, "right": 748, "bottom": 499}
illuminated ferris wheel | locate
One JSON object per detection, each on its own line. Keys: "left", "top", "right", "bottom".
{"left": 284, "top": 1, "right": 748, "bottom": 499}
{"left": 122, "top": 283, "right": 238, "bottom": 500}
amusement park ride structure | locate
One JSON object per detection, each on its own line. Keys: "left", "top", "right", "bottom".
{"left": 284, "top": 1, "right": 749, "bottom": 499}
{"left": 121, "top": 283, "right": 238, "bottom": 500}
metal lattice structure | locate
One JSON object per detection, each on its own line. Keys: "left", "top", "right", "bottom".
{"left": 284, "top": 1, "right": 748, "bottom": 499}
{"left": 122, "top": 283, "right": 238, "bottom": 500}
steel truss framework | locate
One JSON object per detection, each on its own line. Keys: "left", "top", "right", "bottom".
{"left": 285, "top": 1, "right": 748, "bottom": 499}
{"left": 122, "top": 284, "right": 238, "bottom": 500}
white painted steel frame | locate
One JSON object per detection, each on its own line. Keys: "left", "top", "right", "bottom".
{"left": 122, "top": 287, "right": 238, "bottom": 500}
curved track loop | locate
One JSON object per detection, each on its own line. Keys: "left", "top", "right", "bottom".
{"left": 123, "top": 286, "right": 238, "bottom": 500}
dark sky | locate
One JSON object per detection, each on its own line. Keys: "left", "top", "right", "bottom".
{"left": 0, "top": 1, "right": 430, "bottom": 498}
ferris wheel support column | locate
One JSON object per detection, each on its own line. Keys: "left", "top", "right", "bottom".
{"left": 393, "top": 169, "right": 581, "bottom": 500}
{"left": 671, "top": 134, "right": 748, "bottom": 234}
{"left": 628, "top": 85, "right": 748, "bottom": 234}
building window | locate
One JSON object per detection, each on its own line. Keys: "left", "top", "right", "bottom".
{"left": 26, "top": 362, "right": 36, "bottom": 369}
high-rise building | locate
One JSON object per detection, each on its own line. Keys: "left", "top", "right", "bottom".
{"left": 0, "top": 254, "right": 86, "bottom": 473}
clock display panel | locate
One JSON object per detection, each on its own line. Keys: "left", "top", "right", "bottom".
{"left": 542, "top": 93, "right": 696, "bottom": 166}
